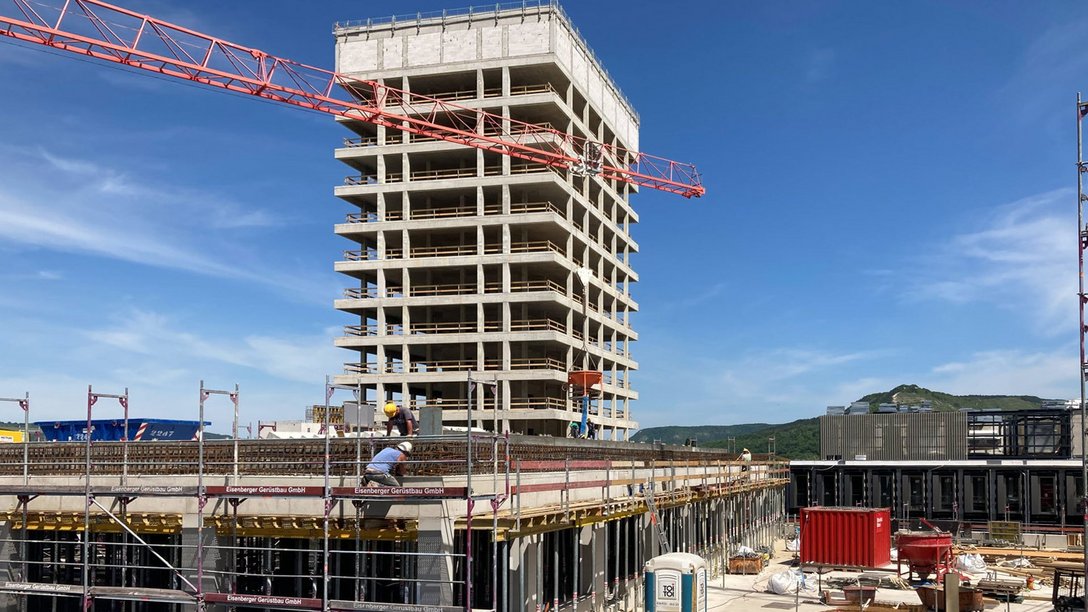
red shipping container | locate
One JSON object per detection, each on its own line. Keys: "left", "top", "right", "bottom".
{"left": 799, "top": 507, "right": 891, "bottom": 568}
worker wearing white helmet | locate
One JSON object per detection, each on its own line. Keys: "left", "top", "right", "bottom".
{"left": 383, "top": 401, "right": 417, "bottom": 436}
{"left": 364, "top": 441, "right": 412, "bottom": 487}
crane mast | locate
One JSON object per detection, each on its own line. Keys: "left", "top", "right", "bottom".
{"left": 0, "top": 0, "right": 705, "bottom": 197}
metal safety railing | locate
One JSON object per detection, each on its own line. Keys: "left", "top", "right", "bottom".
{"left": 0, "top": 380, "right": 519, "bottom": 612}
{"left": 0, "top": 383, "right": 791, "bottom": 612}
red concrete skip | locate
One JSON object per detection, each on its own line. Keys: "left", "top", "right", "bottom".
{"left": 799, "top": 507, "right": 891, "bottom": 568}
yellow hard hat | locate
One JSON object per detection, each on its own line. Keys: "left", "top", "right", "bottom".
{"left": 383, "top": 402, "right": 398, "bottom": 417}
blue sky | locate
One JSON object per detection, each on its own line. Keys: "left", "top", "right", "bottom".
{"left": 0, "top": 1, "right": 1084, "bottom": 432}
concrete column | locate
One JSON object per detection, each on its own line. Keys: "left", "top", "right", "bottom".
{"left": 509, "top": 537, "right": 527, "bottom": 612}
{"left": 535, "top": 534, "right": 543, "bottom": 612}
{"left": 375, "top": 376, "right": 387, "bottom": 409}
{"left": 416, "top": 514, "right": 456, "bottom": 605}
{"left": 587, "top": 523, "right": 600, "bottom": 610}
{"left": 178, "top": 524, "right": 220, "bottom": 597}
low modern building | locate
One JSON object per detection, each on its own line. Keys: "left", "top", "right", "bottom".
{"left": 789, "top": 409, "right": 1084, "bottom": 530}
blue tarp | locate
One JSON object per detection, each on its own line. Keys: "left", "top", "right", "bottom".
{"left": 34, "top": 419, "right": 209, "bottom": 442}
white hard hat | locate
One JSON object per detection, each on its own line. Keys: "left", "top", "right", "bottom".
{"left": 397, "top": 441, "right": 412, "bottom": 454}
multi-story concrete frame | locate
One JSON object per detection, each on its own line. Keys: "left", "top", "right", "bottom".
{"left": 332, "top": 3, "right": 640, "bottom": 439}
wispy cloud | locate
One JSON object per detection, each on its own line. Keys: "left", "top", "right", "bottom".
{"left": 0, "top": 145, "right": 335, "bottom": 301}
{"left": 0, "top": 193, "right": 246, "bottom": 278}
{"left": 908, "top": 188, "right": 1074, "bottom": 336}
{"left": 37, "top": 148, "right": 280, "bottom": 228}
{"left": 1001, "top": 18, "right": 1088, "bottom": 126}
{"left": 636, "top": 340, "right": 1077, "bottom": 429}
{"left": 663, "top": 282, "right": 727, "bottom": 310}
{"left": 85, "top": 309, "right": 343, "bottom": 384}
{"left": 0, "top": 305, "right": 345, "bottom": 427}
{"left": 712, "top": 348, "right": 887, "bottom": 406}
{"left": 925, "top": 348, "right": 1075, "bottom": 399}
{"left": 40, "top": 150, "right": 101, "bottom": 177}
{"left": 0, "top": 269, "right": 63, "bottom": 281}
{"left": 637, "top": 346, "right": 891, "bottom": 427}
{"left": 804, "top": 48, "right": 836, "bottom": 84}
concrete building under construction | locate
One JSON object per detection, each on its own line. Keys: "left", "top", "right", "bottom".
{"left": 331, "top": 1, "right": 641, "bottom": 440}
{"left": 0, "top": 430, "right": 787, "bottom": 611}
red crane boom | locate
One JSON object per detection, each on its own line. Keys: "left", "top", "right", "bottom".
{"left": 0, "top": 0, "right": 705, "bottom": 198}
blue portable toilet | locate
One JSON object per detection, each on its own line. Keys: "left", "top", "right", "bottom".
{"left": 644, "top": 552, "right": 707, "bottom": 612}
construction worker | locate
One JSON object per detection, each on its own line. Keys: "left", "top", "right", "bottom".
{"left": 568, "top": 421, "right": 579, "bottom": 438}
{"left": 364, "top": 441, "right": 412, "bottom": 487}
{"left": 740, "top": 448, "right": 752, "bottom": 472}
{"left": 383, "top": 401, "right": 417, "bottom": 436}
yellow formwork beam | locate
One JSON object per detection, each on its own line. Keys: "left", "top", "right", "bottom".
{"left": 0, "top": 511, "right": 183, "bottom": 534}
{"left": 460, "top": 476, "right": 788, "bottom": 541}
{"left": 204, "top": 515, "right": 417, "bottom": 542}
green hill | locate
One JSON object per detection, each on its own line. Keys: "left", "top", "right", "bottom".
{"left": 630, "top": 423, "right": 774, "bottom": 445}
{"left": 634, "top": 419, "right": 820, "bottom": 459}
{"left": 858, "top": 383, "right": 1058, "bottom": 412}
{"left": 702, "top": 418, "right": 820, "bottom": 459}
{"left": 632, "top": 384, "right": 1066, "bottom": 459}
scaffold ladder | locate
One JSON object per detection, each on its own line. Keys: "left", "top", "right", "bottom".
{"left": 645, "top": 484, "right": 672, "bottom": 555}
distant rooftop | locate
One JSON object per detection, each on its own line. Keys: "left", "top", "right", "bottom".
{"left": 333, "top": 0, "right": 638, "bottom": 123}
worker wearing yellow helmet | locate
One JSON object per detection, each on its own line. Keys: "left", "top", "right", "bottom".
{"left": 383, "top": 401, "right": 417, "bottom": 436}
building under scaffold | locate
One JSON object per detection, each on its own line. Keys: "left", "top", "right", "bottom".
{"left": 0, "top": 429, "right": 787, "bottom": 611}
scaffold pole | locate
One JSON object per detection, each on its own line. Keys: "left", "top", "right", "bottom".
{"left": 1077, "top": 91, "right": 1088, "bottom": 599}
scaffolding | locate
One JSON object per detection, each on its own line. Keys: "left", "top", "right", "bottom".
{"left": 0, "top": 386, "right": 788, "bottom": 612}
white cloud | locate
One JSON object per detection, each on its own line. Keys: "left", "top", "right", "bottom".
{"left": 36, "top": 148, "right": 280, "bottom": 228}
{"left": 0, "top": 370, "right": 318, "bottom": 435}
{"left": 635, "top": 341, "right": 1078, "bottom": 430}
{"left": 0, "top": 308, "right": 345, "bottom": 430}
{"left": 0, "top": 193, "right": 246, "bottom": 279}
{"left": 85, "top": 309, "right": 343, "bottom": 385}
{"left": 910, "top": 188, "right": 1075, "bottom": 336}
{"left": 636, "top": 346, "right": 891, "bottom": 428}
{"left": 924, "top": 348, "right": 1076, "bottom": 399}
{"left": 0, "top": 146, "right": 336, "bottom": 301}
{"left": 39, "top": 150, "right": 101, "bottom": 177}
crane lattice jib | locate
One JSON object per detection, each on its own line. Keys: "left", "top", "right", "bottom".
{"left": 0, "top": 0, "right": 705, "bottom": 198}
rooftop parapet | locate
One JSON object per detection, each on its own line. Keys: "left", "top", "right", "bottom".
{"left": 333, "top": 0, "right": 639, "bottom": 127}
